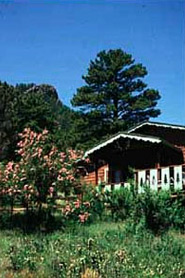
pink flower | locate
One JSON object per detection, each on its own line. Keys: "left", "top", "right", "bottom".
{"left": 67, "top": 174, "right": 74, "bottom": 181}
{"left": 7, "top": 162, "right": 14, "bottom": 171}
{"left": 17, "top": 149, "right": 25, "bottom": 156}
{"left": 79, "top": 214, "right": 86, "bottom": 223}
{"left": 60, "top": 167, "right": 67, "bottom": 173}
{"left": 60, "top": 152, "right": 66, "bottom": 159}
{"left": 74, "top": 199, "right": 80, "bottom": 208}
{"left": 24, "top": 184, "right": 29, "bottom": 190}
{"left": 49, "top": 187, "right": 54, "bottom": 193}
{"left": 37, "top": 147, "right": 43, "bottom": 157}
{"left": 17, "top": 140, "right": 23, "bottom": 147}
{"left": 42, "top": 129, "right": 48, "bottom": 135}
{"left": 37, "top": 133, "right": 42, "bottom": 141}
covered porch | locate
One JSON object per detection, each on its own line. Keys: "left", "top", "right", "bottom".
{"left": 84, "top": 132, "right": 184, "bottom": 191}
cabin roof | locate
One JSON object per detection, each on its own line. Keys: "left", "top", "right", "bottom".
{"left": 127, "top": 121, "right": 185, "bottom": 133}
{"left": 84, "top": 121, "right": 184, "bottom": 158}
{"left": 84, "top": 132, "right": 162, "bottom": 157}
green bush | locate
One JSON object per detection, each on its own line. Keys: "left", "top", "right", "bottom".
{"left": 170, "top": 193, "right": 185, "bottom": 231}
{"left": 99, "top": 185, "right": 185, "bottom": 234}
{"left": 132, "top": 187, "right": 172, "bottom": 233}
{"left": 104, "top": 187, "right": 134, "bottom": 221}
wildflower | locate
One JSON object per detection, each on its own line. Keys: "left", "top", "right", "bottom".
{"left": 49, "top": 186, "right": 54, "bottom": 197}
{"left": 42, "top": 129, "right": 48, "bottom": 135}
{"left": 57, "top": 175, "right": 64, "bottom": 181}
{"left": 60, "top": 167, "right": 67, "bottom": 173}
{"left": 37, "top": 147, "right": 43, "bottom": 157}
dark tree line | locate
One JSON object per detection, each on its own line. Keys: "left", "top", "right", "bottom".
{"left": 0, "top": 82, "right": 78, "bottom": 161}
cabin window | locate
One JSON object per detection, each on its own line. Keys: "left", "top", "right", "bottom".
{"left": 114, "top": 170, "right": 122, "bottom": 184}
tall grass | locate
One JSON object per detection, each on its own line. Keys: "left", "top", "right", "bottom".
{"left": 0, "top": 186, "right": 184, "bottom": 277}
{"left": 0, "top": 222, "right": 184, "bottom": 278}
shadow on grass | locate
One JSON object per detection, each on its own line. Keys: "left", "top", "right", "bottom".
{"left": 0, "top": 210, "right": 66, "bottom": 234}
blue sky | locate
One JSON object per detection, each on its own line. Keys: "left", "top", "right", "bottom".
{"left": 0, "top": 0, "right": 184, "bottom": 124}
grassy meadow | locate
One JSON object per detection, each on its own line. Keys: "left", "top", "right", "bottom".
{"left": 0, "top": 221, "right": 185, "bottom": 278}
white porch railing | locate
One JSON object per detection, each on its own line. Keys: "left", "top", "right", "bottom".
{"left": 99, "top": 165, "right": 185, "bottom": 192}
{"left": 137, "top": 165, "right": 185, "bottom": 192}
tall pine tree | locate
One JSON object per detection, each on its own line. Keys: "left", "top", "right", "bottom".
{"left": 71, "top": 49, "right": 161, "bottom": 146}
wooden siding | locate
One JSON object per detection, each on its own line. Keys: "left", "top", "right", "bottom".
{"left": 82, "top": 164, "right": 108, "bottom": 186}
{"left": 176, "top": 146, "right": 185, "bottom": 163}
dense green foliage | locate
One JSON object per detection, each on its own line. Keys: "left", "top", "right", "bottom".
{"left": 1, "top": 183, "right": 184, "bottom": 235}
{"left": 72, "top": 49, "right": 161, "bottom": 146}
{"left": 14, "top": 84, "right": 60, "bottom": 133}
{"left": 101, "top": 186, "right": 185, "bottom": 233}
{"left": 0, "top": 222, "right": 184, "bottom": 278}
{"left": 0, "top": 81, "right": 17, "bottom": 160}
{"left": 0, "top": 81, "right": 80, "bottom": 160}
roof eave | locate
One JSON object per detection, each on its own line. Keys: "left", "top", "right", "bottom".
{"left": 84, "top": 132, "right": 162, "bottom": 157}
{"left": 127, "top": 121, "right": 185, "bottom": 133}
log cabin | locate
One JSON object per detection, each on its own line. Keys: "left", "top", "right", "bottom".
{"left": 80, "top": 121, "right": 185, "bottom": 192}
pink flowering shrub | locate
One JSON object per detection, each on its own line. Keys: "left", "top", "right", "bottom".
{"left": 63, "top": 199, "right": 91, "bottom": 223}
{"left": 0, "top": 128, "right": 83, "bottom": 212}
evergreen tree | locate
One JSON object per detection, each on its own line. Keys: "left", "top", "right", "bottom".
{"left": 0, "top": 80, "right": 83, "bottom": 160}
{"left": 0, "top": 82, "right": 17, "bottom": 160}
{"left": 15, "top": 84, "right": 61, "bottom": 133}
{"left": 0, "top": 82, "right": 71, "bottom": 160}
{"left": 71, "top": 49, "right": 161, "bottom": 145}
